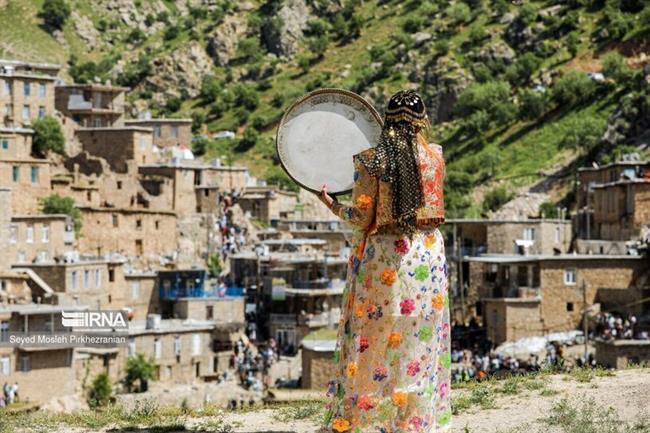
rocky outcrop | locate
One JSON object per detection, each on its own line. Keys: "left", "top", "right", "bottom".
{"left": 71, "top": 10, "right": 102, "bottom": 50}
{"left": 420, "top": 58, "right": 472, "bottom": 123}
{"left": 602, "top": 89, "right": 650, "bottom": 146}
{"left": 470, "top": 42, "right": 517, "bottom": 65}
{"left": 261, "top": 0, "right": 310, "bottom": 58}
{"left": 144, "top": 42, "right": 213, "bottom": 104}
{"left": 206, "top": 15, "right": 248, "bottom": 66}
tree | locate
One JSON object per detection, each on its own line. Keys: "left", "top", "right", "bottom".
{"left": 235, "top": 127, "right": 259, "bottom": 152}
{"left": 32, "top": 116, "right": 65, "bottom": 157}
{"left": 482, "top": 186, "right": 513, "bottom": 214}
{"left": 567, "top": 32, "right": 580, "bottom": 58}
{"left": 455, "top": 80, "right": 516, "bottom": 127}
{"left": 200, "top": 76, "right": 222, "bottom": 104}
{"left": 207, "top": 253, "right": 222, "bottom": 277}
{"left": 88, "top": 373, "right": 112, "bottom": 408}
{"left": 233, "top": 84, "right": 259, "bottom": 110}
{"left": 41, "top": 0, "right": 71, "bottom": 31}
{"left": 518, "top": 89, "right": 548, "bottom": 120}
{"left": 446, "top": 3, "right": 471, "bottom": 24}
{"left": 125, "top": 354, "right": 156, "bottom": 393}
{"left": 41, "top": 194, "right": 82, "bottom": 233}
{"left": 552, "top": 71, "right": 596, "bottom": 106}
{"left": 307, "top": 35, "right": 329, "bottom": 60}
{"left": 560, "top": 116, "right": 606, "bottom": 155}
{"left": 539, "top": 201, "right": 559, "bottom": 218}
{"left": 191, "top": 111, "right": 206, "bottom": 133}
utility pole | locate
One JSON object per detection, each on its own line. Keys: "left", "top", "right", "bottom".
{"left": 453, "top": 223, "right": 467, "bottom": 324}
{"left": 582, "top": 279, "right": 588, "bottom": 361}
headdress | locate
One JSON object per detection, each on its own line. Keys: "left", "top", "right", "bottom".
{"left": 357, "top": 90, "right": 429, "bottom": 236}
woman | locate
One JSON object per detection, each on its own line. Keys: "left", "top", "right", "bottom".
{"left": 318, "top": 90, "right": 450, "bottom": 433}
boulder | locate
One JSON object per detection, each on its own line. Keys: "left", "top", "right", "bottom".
{"left": 471, "top": 42, "right": 517, "bottom": 65}
{"left": 412, "top": 32, "right": 432, "bottom": 46}
{"left": 261, "top": 0, "right": 310, "bottom": 58}
{"left": 421, "top": 58, "right": 472, "bottom": 123}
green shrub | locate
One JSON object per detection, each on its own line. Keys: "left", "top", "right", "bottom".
{"left": 237, "top": 37, "right": 263, "bottom": 61}
{"left": 192, "top": 136, "right": 210, "bottom": 156}
{"left": 482, "top": 186, "right": 513, "bottom": 213}
{"left": 518, "top": 4, "right": 537, "bottom": 26}
{"left": 456, "top": 80, "right": 516, "bottom": 127}
{"left": 518, "top": 89, "right": 548, "bottom": 120}
{"left": 468, "top": 24, "right": 488, "bottom": 46}
{"left": 539, "top": 201, "right": 559, "bottom": 218}
{"left": 444, "top": 170, "right": 474, "bottom": 217}
{"left": 446, "top": 3, "right": 471, "bottom": 24}
{"left": 271, "top": 93, "right": 285, "bottom": 108}
{"left": 233, "top": 84, "right": 259, "bottom": 110}
{"left": 207, "top": 253, "right": 222, "bottom": 277}
{"left": 603, "top": 7, "right": 634, "bottom": 40}
{"left": 402, "top": 16, "right": 425, "bottom": 33}
{"left": 32, "top": 116, "right": 65, "bottom": 157}
{"left": 116, "top": 54, "right": 152, "bottom": 87}
{"left": 41, "top": 0, "right": 70, "bottom": 31}
{"left": 165, "top": 97, "right": 182, "bottom": 113}
{"left": 200, "top": 75, "right": 222, "bottom": 104}
{"left": 126, "top": 28, "right": 146, "bottom": 44}
{"left": 125, "top": 354, "right": 156, "bottom": 393}
{"left": 306, "top": 18, "right": 329, "bottom": 36}
{"left": 191, "top": 111, "right": 206, "bottom": 133}
{"left": 602, "top": 52, "right": 631, "bottom": 83}
{"left": 163, "top": 25, "right": 180, "bottom": 41}
{"left": 552, "top": 71, "right": 596, "bottom": 106}
{"left": 41, "top": 194, "right": 82, "bottom": 233}
{"left": 236, "top": 127, "right": 259, "bottom": 152}
{"left": 88, "top": 373, "right": 112, "bottom": 408}
{"left": 566, "top": 32, "right": 580, "bottom": 58}
{"left": 307, "top": 35, "right": 329, "bottom": 59}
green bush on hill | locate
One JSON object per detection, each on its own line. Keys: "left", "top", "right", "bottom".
{"left": 40, "top": 0, "right": 70, "bottom": 31}
{"left": 32, "top": 116, "right": 65, "bottom": 157}
{"left": 41, "top": 194, "right": 82, "bottom": 233}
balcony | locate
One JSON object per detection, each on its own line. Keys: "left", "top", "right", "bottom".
{"left": 299, "top": 309, "right": 341, "bottom": 328}
{"left": 446, "top": 245, "right": 487, "bottom": 258}
{"left": 270, "top": 313, "right": 297, "bottom": 326}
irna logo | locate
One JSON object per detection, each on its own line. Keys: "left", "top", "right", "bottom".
{"left": 61, "top": 311, "right": 128, "bottom": 329}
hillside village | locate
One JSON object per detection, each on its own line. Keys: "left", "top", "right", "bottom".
{"left": 0, "top": 0, "right": 649, "bottom": 420}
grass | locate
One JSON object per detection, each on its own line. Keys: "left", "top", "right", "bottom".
{"left": 543, "top": 398, "right": 650, "bottom": 433}
{"left": 272, "top": 401, "right": 324, "bottom": 423}
{"left": 564, "top": 366, "right": 616, "bottom": 383}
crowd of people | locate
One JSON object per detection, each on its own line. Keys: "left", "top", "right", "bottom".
{"left": 0, "top": 382, "right": 19, "bottom": 408}
{"left": 231, "top": 337, "right": 279, "bottom": 391}
{"left": 216, "top": 191, "right": 248, "bottom": 261}
{"left": 594, "top": 312, "right": 649, "bottom": 340}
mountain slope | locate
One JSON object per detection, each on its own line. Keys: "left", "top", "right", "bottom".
{"left": 2, "top": 0, "right": 649, "bottom": 217}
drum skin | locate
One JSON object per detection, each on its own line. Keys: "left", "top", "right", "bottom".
{"left": 276, "top": 88, "right": 383, "bottom": 195}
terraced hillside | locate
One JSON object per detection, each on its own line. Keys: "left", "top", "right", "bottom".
{"left": 1, "top": 0, "right": 648, "bottom": 216}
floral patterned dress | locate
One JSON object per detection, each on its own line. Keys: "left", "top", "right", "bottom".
{"left": 325, "top": 143, "right": 451, "bottom": 433}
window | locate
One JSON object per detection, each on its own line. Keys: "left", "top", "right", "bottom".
{"left": 174, "top": 336, "right": 182, "bottom": 356}
{"left": 41, "top": 224, "right": 49, "bottom": 243}
{"left": 170, "top": 125, "right": 178, "bottom": 138}
{"left": 564, "top": 268, "right": 577, "bottom": 285}
{"left": 0, "top": 356, "right": 9, "bottom": 375}
{"left": 70, "top": 271, "right": 78, "bottom": 290}
{"left": 135, "top": 239, "right": 143, "bottom": 255}
{"left": 1, "top": 139, "right": 8, "bottom": 150}
{"left": 22, "top": 105, "right": 30, "bottom": 120}
{"left": 523, "top": 227, "right": 536, "bottom": 241}
{"left": 20, "top": 355, "right": 30, "bottom": 372}
{"left": 3, "top": 80, "right": 10, "bottom": 96}
{"left": 116, "top": 181, "right": 122, "bottom": 190}
{"left": 26, "top": 224, "right": 34, "bottom": 243}
{"left": 131, "top": 281, "right": 140, "bottom": 299}
{"left": 23, "top": 81, "right": 30, "bottom": 97}
{"left": 555, "top": 226, "right": 560, "bottom": 243}
{"left": 38, "top": 83, "right": 46, "bottom": 98}
{"left": 84, "top": 270, "right": 90, "bottom": 289}
{"left": 37, "top": 251, "right": 48, "bottom": 262}
{"left": 128, "top": 338, "right": 136, "bottom": 356}
{"left": 566, "top": 302, "right": 574, "bottom": 312}
{"left": 136, "top": 219, "right": 142, "bottom": 229}
{"left": 94, "top": 118, "right": 102, "bottom": 128}
{"left": 155, "top": 220, "right": 160, "bottom": 230}
{"left": 0, "top": 321, "right": 9, "bottom": 343}
{"left": 95, "top": 269, "right": 101, "bottom": 288}
{"left": 112, "top": 214, "right": 119, "bottom": 228}
{"left": 12, "top": 166, "right": 19, "bottom": 182}
{"left": 38, "top": 106, "right": 46, "bottom": 118}
{"left": 206, "top": 305, "right": 214, "bottom": 320}
{"left": 9, "top": 225, "right": 17, "bottom": 244}
{"left": 154, "top": 126, "right": 161, "bottom": 137}
{"left": 139, "top": 137, "right": 147, "bottom": 150}
{"left": 154, "top": 338, "right": 162, "bottom": 359}
{"left": 192, "top": 334, "right": 201, "bottom": 355}
{"left": 4, "top": 104, "right": 11, "bottom": 117}
{"left": 17, "top": 251, "right": 25, "bottom": 263}
{"left": 31, "top": 166, "right": 39, "bottom": 183}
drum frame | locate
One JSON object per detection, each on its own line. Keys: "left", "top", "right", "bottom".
{"left": 276, "top": 88, "right": 383, "bottom": 196}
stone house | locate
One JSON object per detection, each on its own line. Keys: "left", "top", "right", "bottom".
{"left": 595, "top": 339, "right": 650, "bottom": 369}
{"left": 0, "top": 59, "right": 58, "bottom": 129}
{"left": 124, "top": 272, "right": 160, "bottom": 321}
{"left": 124, "top": 118, "right": 192, "bottom": 148}
{"left": 301, "top": 339, "right": 336, "bottom": 389}
{"left": 8, "top": 214, "right": 75, "bottom": 265}
{"left": 589, "top": 179, "right": 650, "bottom": 241}
{"left": 78, "top": 207, "right": 177, "bottom": 261}
{"left": 76, "top": 126, "right": 155, "bottom": 173}
{"left": 576, "top": 160, "right": 650, "bottom": 209}
{"left": 55, "top": 83, "right": 128, "bottom": 129}
{"left": 238, "top": 186, "right": 299, "bottom": 224}
{"left": 19, "top": 259, "right": 127, "bottom": 309}
{"left": 467, "top": 254, "right": 648, "bottom": 345}
{"left": 0, "top": 304, "right": 84, "bottom": 404}
{"left": 276, "top": 219, "right": 352, "bottom": 255}
{"left": 442, "top": 218, "right": 572, "bottom": 322}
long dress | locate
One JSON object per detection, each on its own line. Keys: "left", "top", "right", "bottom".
{"left": 325, "top": 142, "right": 451, "bottom": 433}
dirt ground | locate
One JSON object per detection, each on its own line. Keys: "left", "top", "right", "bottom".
{"left": 209, "top": 368, "right": 650, "bottom": 433}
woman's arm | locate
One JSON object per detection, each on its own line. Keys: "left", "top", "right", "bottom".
{"left": 326, "top": 157, "right": 378, "bottom": 230}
